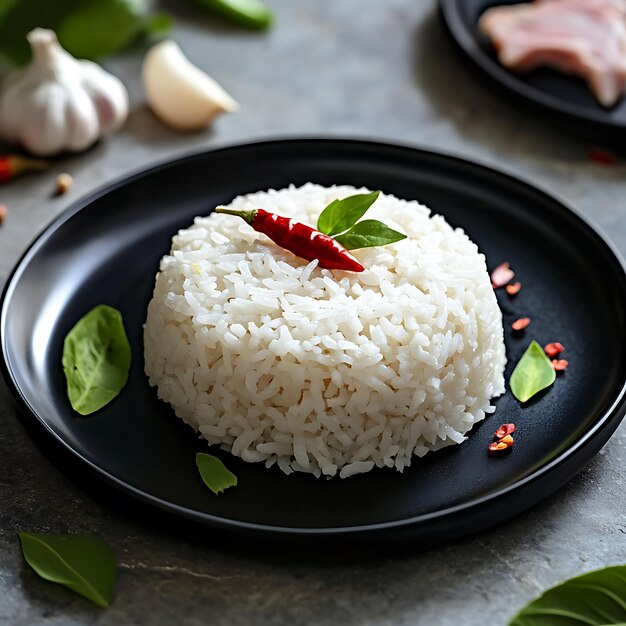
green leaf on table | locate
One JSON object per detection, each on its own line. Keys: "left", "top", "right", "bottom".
{"left": 317, "top": 191, "right": 380, "bottom": 236}
{"left": 334, "top": 219, "right": 407, "bottom": 250}
{"left": 0, "top": 0, "right": 165, "bottom": 66}
{"left": 196, "top": 453, "right": 238, "bottom": 495}
{"left": 509, "top": 565, "right": 626, "bottom": 626}
{"left": 56, "top": 0, "right": 146, "bottom": 60}
{"left": 144, "top": 11, "right": 173, "bottom": 37}
{"left": 62, "top": 304, "right": 131, "bottom": 416}
{"left": 18, "top": 532, "right": 117, "bottom": 608}
{"left": 509, "top": 340, "right": 556, "bottom": 403}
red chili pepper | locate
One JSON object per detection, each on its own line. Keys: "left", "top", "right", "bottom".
{"left": 0, "top": 154, "right": 49, "bottom": 183}
{"left": 215, "top": 207, "right": 365, "bottom": 272}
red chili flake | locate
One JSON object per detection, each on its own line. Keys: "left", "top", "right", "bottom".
{"left": 494, "top": 423, "right": 516, "bottom": 440}
{"left": 505, "top": 281, "right": 522, "bottom": 296}
{"left": 0, "top": 204, "right": 6, "bottom": 225}
{"left": 488, "top": 437, "right": 514, "bottom": 454}
{"left": 491, "top": 262, "right": 515, "bottom": 288}
{"left": 544, "top": 342, "right": 564, "bottom": 358}
{"left": 587, "top": 147, "right": 617, "bottom": 166}
{"left": 551, "top": 359, "right": 569, "bottom": 371}
{"left": 511, "top": 317, "right": 531, "bottom": 331}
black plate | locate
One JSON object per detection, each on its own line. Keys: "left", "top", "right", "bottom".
{"left": 439, "top": 0, "right": 626, "bottom": 141}
{"left": 2, "top": 139, "right": 626, "bottom": 549}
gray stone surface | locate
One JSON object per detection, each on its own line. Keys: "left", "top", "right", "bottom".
{"left": 1, "top": 1, "right": 625, "bottom": 624}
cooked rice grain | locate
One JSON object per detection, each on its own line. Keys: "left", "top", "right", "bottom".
{"left": 144, "top": 184, "right": 506, "bottom": 478}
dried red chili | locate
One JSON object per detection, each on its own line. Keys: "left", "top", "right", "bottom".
{"left": 494, "top": 423, "right": 516, "bottom": 440}
{"left": 0, "top": 154, "right": 48, "bottom": 183}
{"left": 544, "top": 342, "right": 564, "bottom": 358}
{"left": 511, "top": 317, "right": 531, "bottom": 331}
{"left": 215, "top": 207, "right": 365, "bottom": 272}
{"left": 491, "top": 262, "right": 515, "bottom": 288}
{"left": 505, "top": 281, "right": 521, "bottom": 296}
{"left": 551, "top": 359, "right": 569, "bottom": 371}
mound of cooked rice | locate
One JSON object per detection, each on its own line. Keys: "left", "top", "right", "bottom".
{"left": 144, "top": 184, "right": 506, "bottom": 478}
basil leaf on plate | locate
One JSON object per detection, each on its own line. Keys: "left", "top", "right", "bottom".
{"left": 510, "top": 340, "right": 556, "bottom": 403}
{"left": 317, "top": 190, "right": 380, "bottom": 236}
{"left": 196, "top": 453, "right": 238, "bottom": 495}
{"left": 334, "top": 219, "right": 407, "bottom": 250}
{"left": 18, "top": 532, "right": 116, "bottom": 608}
{"left": 509, "top": 565, "right": 626, "bottom": 626}
{"left": 62, "top": 304, "right": 131, "bottom": 416}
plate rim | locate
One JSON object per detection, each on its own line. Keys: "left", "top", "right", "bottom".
{"left": 438, "top": 0, "right": 626, "bottom": 132}
{"left": 2, "top": 136, "right": 626, "bottom": 537}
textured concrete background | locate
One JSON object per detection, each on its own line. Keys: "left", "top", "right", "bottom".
{"left": 1, "top": 1, "right": 625, "bottom": 624}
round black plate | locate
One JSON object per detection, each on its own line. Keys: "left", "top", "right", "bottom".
{"left": 2, "top": 139, "right": 626, "bottom": 549}
{"left": 439, "top": 0, "right": 626, "bottom": 141}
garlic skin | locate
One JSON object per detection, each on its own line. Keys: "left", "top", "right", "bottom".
{"left": 0, "top": 29, "right": 128, "bottom": 157}
{"left": 143, "top": 40, "right": 238, "bottom": 131}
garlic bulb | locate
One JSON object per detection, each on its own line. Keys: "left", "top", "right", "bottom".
{"left": 142, "top": 40, "right": 238, "bottom": 131}
{"left": 0, "top": 29, "right": 128, "bottom": 156}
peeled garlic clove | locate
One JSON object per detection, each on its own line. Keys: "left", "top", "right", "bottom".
{"left": 142, "top": 40, "right": 238, "bottom": 131}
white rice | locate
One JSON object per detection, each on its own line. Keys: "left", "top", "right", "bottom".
{"left": 144, "top": 184, "right": 506, "bottom": 478}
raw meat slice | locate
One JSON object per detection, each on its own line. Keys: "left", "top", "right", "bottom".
{"left": 480, "top": 0, "right": 626, "bottom": 106}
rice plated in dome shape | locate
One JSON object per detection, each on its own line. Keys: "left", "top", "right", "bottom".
{"left": 144, "top": 184, "right": 506, "bottom": 478}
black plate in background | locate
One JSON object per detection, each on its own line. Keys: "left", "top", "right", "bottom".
{"left": 439, "top": 0, "right": 626, "bottom": 143}
{"left": 1, "top": 139, "right": 626, "bottom": 550}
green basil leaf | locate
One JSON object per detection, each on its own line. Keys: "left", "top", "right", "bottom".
{"left": 0, "top": 0, "right": 160, "bottom": 66}
{"left": 334, "top": 219, "right": 407, "bottom": 250}
{"left": 62, "top": 305, "right": 131, "bottom": 416}
{"left": 56, "top": 0, "right": 147, "bottom": 60}
{"left": 18, "top": 532, "right": 116, "bottom": 608}
{"left": 196, "top": 453, "right": 238, "bottom": 495}
{"left": 144, "top": 11, "right": 173, "bottom": 37}
{"left": 509, "top": 565, "right": 626, "bottom": 625}
{"left": 317, "top": 191, "right": 380, "bottom": 236}
{"left": 509, "top": 340, "right": 556, "bottom": 403}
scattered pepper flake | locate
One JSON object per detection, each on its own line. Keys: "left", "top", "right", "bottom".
{"left": 488, "top": 440, "right": 513, "bottom": 454}
{"left": 55, "top": 173, "right": 73, "bottom": 196}
{"left": 491, "top": 262, "right": 515, "bottom": 288}
{"left": 494, "top": 423, "right": 516, "bottom": 440}
{"left": 512, "top": 317, "right": 531, "bottom": 331}
{"left": 0, "top": 203, "right": 6, "bottom": 225}
{"left": 499, "top": 434, "right": 514, "bottom": 446}
{"left": 551, "top": 359, "right": 569, "bottom": 371}
{"left": 505, "top": 281, "right": 522, "bottom": 296}
{"left": 544, "top": 342, "right": 564, "bottom": 358}
{"left": 587, "top": 147, "right": 617, "bottom": 166}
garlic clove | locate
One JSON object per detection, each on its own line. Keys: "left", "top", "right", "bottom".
{"left": 142, "top": 40, "right": 238, "bottom": 131}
